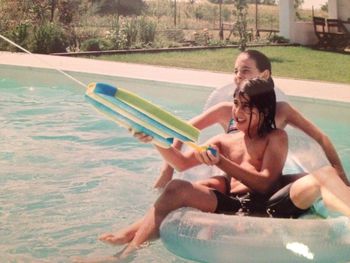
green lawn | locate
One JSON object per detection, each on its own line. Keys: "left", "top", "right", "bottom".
{"left": 91, "top": 46, "right": 350, "bottom": 84}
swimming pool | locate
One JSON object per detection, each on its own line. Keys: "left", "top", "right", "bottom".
{"left": 1, "top": 65, "right": 350, "bottom": 262}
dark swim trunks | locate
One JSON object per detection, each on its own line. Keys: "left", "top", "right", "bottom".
{"left": 266, "top": 183, "right": 310, "bottom": 218}
{"left": 212, "top": 179, "right": 309, "bottom": 218}
{"left": 213, "top": 190, "right": 270, "bottom": 216}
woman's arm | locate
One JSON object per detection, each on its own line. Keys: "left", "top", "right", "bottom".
{"left": 276, "top": 102, "right": 349, "bottom": 185}
{"left": 215, "top": 130, "right": 288, "bottom": 194}
{"left": 190, "top": 101, "right": 233, "bottom": 130}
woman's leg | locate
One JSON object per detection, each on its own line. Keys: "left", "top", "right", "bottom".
{"left": 290, "top": 166, "right": 350, "bottom": 216}
{"left": 118, "top": 179, "right": 219, "bottom": 258}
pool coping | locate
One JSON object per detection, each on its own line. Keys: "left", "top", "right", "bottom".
{"left": 1, "top": 51, "right": 350, "bottom": 103}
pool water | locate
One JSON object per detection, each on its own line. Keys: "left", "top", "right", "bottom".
{"left": 1, "top": 65, "right": 350, "bottom": 262}
{"left": 290, "top": 97, "right": 350, "bottom": 174}
{"left": 0, "top": 66, "right": 211, "bottom": 262}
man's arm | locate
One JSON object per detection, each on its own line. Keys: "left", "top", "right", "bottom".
{"left": 153, "top": 102, "right": 233, "bottom": 188}
{"left": 154, "top": 145, "right": 199, "bottom": 172}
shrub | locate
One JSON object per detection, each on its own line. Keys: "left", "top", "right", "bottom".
{"left": 138, "top": 17, "right": 157, "bottom": 45}
{"left": 80, "top": 38, "right": 110, "bottom": 51}
{"left": 161, "top": 29, "right": 185, "bottom": 43}
{"left": 6, "top": 23, "right": 30, "bottom": 51}
{"left": 30, "top": 22, "right": 68, "bottom": 53}
{"left": 269, "top": 35, "right": 289, "bottom": 44}
{"left": 107, "top": 17, "right": 128, "bottom": 49}
{"left": 123, "top": 18, "right": 138, "bottom": 47}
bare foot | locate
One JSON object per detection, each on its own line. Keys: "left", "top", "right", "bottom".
{"left": 99, "top": 231, "right": 134, "bottom": 245}
{"left": 99, "top": 219, "right": 144, "bottom": 245}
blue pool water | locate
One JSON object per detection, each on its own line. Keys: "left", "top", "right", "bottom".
{"left": 1, "top": 65, "right": 350, "bottom": 262}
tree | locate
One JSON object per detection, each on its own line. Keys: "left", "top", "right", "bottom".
{"left": 93, "top": 0, "right": 145, "bottom": 16}
{"left": 321, "top": 3, "right": 328, "bottom": 12}
{"left": 232, "top": 0, "right": 249, "bottom": 51}
{"left": 294, "top": 0, "right": 304, "bottom": 19}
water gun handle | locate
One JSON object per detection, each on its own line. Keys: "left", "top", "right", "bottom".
{"left": 185, "top": 142, "right": 217, "bottom": 157}
{"left": 207, "top": 146, "right": 217, "bottom": 156}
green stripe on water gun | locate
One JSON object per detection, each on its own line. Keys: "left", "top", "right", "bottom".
{"left": 91, "top": 82, "right": 200, "bottom": 142}
{"left": 115, "top": 86, "right": 200, "bottom": 142}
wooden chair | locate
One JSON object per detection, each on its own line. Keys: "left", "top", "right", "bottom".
{"left": 313, "top": 16, "right": 331, "bottom": 48}
{"left": 326, "top": 19, "right": 350, "bottom": 50}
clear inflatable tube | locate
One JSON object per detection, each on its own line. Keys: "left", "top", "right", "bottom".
{"left": 160, "top": 208, "right": 350, "bottom": 262}
{"left": 160, "top": 84, "right": 350, "bottom": 262}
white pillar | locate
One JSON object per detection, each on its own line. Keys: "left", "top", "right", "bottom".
{"left": 279, "top": 0, "right": 295, "bottom": 41}
{"left": 328, "top": 0, "right": 338, "bottom": 19}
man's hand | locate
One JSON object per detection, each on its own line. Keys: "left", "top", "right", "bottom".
{"left": 194, "top": 145, "right": 219, "bottom": 166}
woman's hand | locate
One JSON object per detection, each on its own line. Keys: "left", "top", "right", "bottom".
{"left": 153, "top": 163, "right": 175, "bottom": 189}
{"left": 128, "top": 128, "right": 153, "bottom": 143}
{"left": 194, "top": 145, "right": 220, "bottom": 166}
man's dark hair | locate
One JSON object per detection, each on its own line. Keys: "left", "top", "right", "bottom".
{"left": 243, "top": 50, "right": 272, "bottom": 75}
{"left": 234, "top": 78, "right": 276, "bottom": 137}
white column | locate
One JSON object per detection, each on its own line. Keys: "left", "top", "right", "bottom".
{"left": 279, "top": 0, "right": 295, "bottom": 41}
{"left": 328, "top": 0, "right": 338, "bottom": 19}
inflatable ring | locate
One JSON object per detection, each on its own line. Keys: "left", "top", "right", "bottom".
{"left": 160, "top": 207, "right": 350, "bottom": 262}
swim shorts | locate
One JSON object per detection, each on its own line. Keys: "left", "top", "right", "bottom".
{"left": 266, "top": 183, "right": 310, "bottom": 218}
{"left": 213, "top": 190, "right": 270, "bottom": 216}
{"left": 213, "top": 181, "right": 309, "bottom": 218}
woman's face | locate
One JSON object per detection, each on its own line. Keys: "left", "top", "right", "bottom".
{"left": 234, "top": 53, "right": 263, "bottom": 86}
{"left": 232, "top": 93, "right": 260, "bottom": 135}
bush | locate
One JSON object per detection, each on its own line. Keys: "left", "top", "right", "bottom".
{"left": 30, "top": 23, "right": 68, "bottom": 54}
{"left": 161, "top": 29, "right": 185, "bottom": 43}
{"left": 81, "top": 38, "right": 110, "bottom": 51}
{"left": 269, "top": 35, "right": 289, "bottom": 44}
{"left": 139, "top": 17, "right": 157, "bottom": 45}
{"left": 9, "top": 23, "right": 30, "bottom": 51}
{"left": 107, "top": 16, "right": 158, "bottom": 49}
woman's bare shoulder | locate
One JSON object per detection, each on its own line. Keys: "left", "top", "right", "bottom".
{"left": 276, "top": 101, "right": 291, "bottom": 112}
{"left": 268, "top": 128, "right": 288, "bottom": 142}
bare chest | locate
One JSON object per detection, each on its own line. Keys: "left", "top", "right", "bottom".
{"left": 222, "top": 135, "right": 268, "bottom": 171}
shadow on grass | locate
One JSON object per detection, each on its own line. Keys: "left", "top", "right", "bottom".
{"left": 269, "top": 57, "right": 292, "bottom": 64}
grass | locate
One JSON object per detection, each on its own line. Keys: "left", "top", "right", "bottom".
{"left": 91, "top": 46, "right": 350, "bottom": 84}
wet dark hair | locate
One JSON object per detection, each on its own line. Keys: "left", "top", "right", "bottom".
{"left": 242, "top": 50, "right": 272, "bottom": 75}
{"left": 234, "top": 78, "right": 276, "bottom": 137}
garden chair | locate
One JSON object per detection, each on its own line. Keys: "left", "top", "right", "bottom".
{"left": 326, "top": 18, "right": 350, "bottom": 50}
{"left": 313, "top": 16, "right": 331, "bottom": 49}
